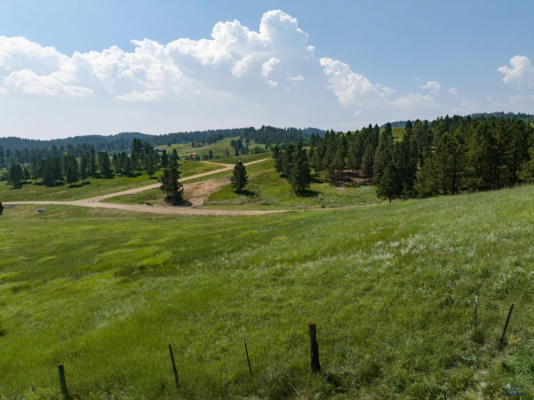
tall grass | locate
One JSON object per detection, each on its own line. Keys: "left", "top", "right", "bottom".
{"left": 0, "top": 185, "right": 533, "bottom": 399}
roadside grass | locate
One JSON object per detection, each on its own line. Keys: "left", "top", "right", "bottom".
{"left": 1, "top": 185, "right": 533, "bottom": 399}
{"left": 155, "top": 137, "right": 267, "bottom": 160}
{"left": 0, "top": 161, "right": 222, "bottom": 202}
{"left": 216, "top": 152, "right": 272, "bottom": 164}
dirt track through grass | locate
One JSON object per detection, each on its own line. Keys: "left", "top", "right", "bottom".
{"left": 3, "top": 158, "right": 288, "bottom": 216}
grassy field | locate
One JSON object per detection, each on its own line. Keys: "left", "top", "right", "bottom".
{"left": 104, "top": 159, "right": 378, "bottom": 210}
{"left": 156, "top": 137, "right": 267, "bottom": 160}
{"left": 0, "top": 161, "right": 222, "bottom": 201}
{"left": 1, "top": 185, "right": 533, "bottom": 399}
{"left": 104, "top": 158, "right": 274, "bottom": 206}
{"left": 205, "top": 160, "right": 378, "bottom": 210}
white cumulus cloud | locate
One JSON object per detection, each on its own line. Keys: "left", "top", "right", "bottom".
{"left": 420, "top": 80, "right": 441, "bottom": 94}
{"left": 498, "top": 55, "right": 534, "bottom": 90}
{"left": 0, "top": 9, "right": 472, "bottom": 138}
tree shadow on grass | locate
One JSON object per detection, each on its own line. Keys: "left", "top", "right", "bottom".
{"left": 237, "top": 189, "right": 256, "bottom": 197}
{"left": 164, "top": 199, "right": 193, "bottom": 207}
{"left": 297, "top": 189, "right": 319, "bottom": 198}
{"left": 68, "top": 181, "right": 91, "bottom": 188}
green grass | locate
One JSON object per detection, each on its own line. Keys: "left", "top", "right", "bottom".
{"left": 0, "top": 161, "right": 222, "bottom": 201}
{"left": 104, "top": 158, "right": 274, "bottom": 206}
{"left": 216, "top": 152, "right": 272, "bottom": 164}
{"left": 155, "top": 137, "right": 267, "bottom": 161}
{"left": 104, "top": 159, "right": 376, "bottom": 210}
{"left": 379, "top": 126, "right": 405, "bottom": 141}
{"left": 205, "top": 161, "right": 378, "bottom": 210}
{"left": 1, "top": 185, "right": 533, "bottom": 399}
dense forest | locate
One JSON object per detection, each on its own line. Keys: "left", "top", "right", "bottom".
{"left": 4, "top": 139, "right": 160, "bottom": 188}
{"left": 0, "top": 126, "right": 322, "bottom": 166}
{"left": 274, "top": 115, "right": 534, "bottom": 201}
{"left": 382, "top": 111, "right": 534, "bottom": 128}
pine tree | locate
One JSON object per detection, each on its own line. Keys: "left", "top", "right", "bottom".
{"left": 281, "top": 145, "right": 295, "bottom": 177}
{"left": 88, "top": 147, "right": 97, "bottom": 177}
{"left": 7, "top": 164, "right": 23, "bottom": 188}
{"left": 374, "top": 123, "right": 394, "bottom": 183}
{"left": 414, "top": 153, "right": 440, "bottom": 197}
{"left": 64, "top": 154, "right": 80, "bottom": 185}
{"left": 144, "top": 155, "right": 155, "bottom": 176}
{"left": 272, "top": 145, "right": 283, "bottom": 174}
{"left": 160, "top": 149, "right": 183, "bottom": 205}
{"left": 231, "top": 159, "right": 248, "bottom": 193}
{"left": 98, "top": 152, "right": 113, "bottom": 178}
{"left": 160, "top": 150, "right": 168, "bottom": 168}
{"left": 112, "top": 154, "right": 120, "bottom": 174}
{"left": 289, "top": 142, "right": 311, "bottom": 195}
{"left": 377, "top": 161, "right": 401, "bottom": 202}
{"left": 80, "top": 154, "right": 89, "bottom": 181}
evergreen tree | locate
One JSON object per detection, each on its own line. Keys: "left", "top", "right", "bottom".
{"left": 88, "top": 147, "right": 97, "bottom": 177}
{"left": 144, "top": 155, "right": 155, "bottom": 176}
{"left": 281, "top": 144, "right": 295, "bottom": 177}
{"left": 272, "top": 145, "right": 283, "bottom": 174}
{"left": 414, "top": 153, "right": 440, "bottom": 197}
{"left": 289, "top": 142, "right": 311, "bottom": 195}
{"left": 374, "top": 123, "right": 394, "bottom": 183}
{"left": 160, "top": 149, "right": 183, "bottom": 205}
{"left": 328, "top": 140, "right": 345, "bottom": 183}
{"left": 7, "top": 164, "right": 23, "bottom": 188}
{"left": 377, "top": 161, "right": 401, "bottom": 202}
{"left": 231, "top": 159, "right": 248, "bottom": 193}
{"left": 160, "top": 150, "right": 168, "bottom": 168}
{"left": 361, "top": 147, "right": 374, "bottom": 181}
{"left": 519, "top": 144, "right": 534, "bottom": 182}
{"left": 112, "top": 154, "right": 120, "bottom": 174}
{"left": 98, "top": 152, "right": 113, "bottom": 178}
{"left": 64, "top": 154, "right": 80, "bottom": 185}
{"left": 80, "top": 154, "right": 89, "bottom": 181}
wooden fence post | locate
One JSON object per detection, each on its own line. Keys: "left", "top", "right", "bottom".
{"left": 168, "top": 343, "right": 179, "bottom": 388}
{"left": 309, "top": 322, "right": 320, "bottom": 373}
{"left": 57, "top": 364, "right": 70, "bottom": 400}
{"left": 244, "top": 335, "right": 253, "bottom": 377}
{"left": 474, "top": 295, "right": 478, "bottom": 339}
{"left": 499, "top": 304, "right": 514, "bottom": 347}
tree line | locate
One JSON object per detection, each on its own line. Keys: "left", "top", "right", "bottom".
{"left": 5, "top": 139, "right": 160, "bottom": 189}
{"left": 273, "top": 115, "right": 534, "bottom": 201}
{"left": 0, "top": 126, "right": 323, "bottom": 166}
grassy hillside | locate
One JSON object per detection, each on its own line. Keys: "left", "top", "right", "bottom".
{"left": 1, "top": 185, "right": 533, "bottom": 399}
{"left": 204, "top": 160, "right": 378, "bottom": 210}
{"left": 156, "top": 137, "right": 267, "bottom": 160}
{"left": 0, "top": 161, "right": 222, "bottom": 201}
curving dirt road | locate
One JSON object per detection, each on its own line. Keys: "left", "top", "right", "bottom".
{"left": 4, "top": 158, "right": 287, "bottom": 216}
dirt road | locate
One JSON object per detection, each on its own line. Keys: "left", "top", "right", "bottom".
{"left": 4, "top": 158, "right": 285, "bottom": 216}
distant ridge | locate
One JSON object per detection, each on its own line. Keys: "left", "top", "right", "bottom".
{"left": 380, "top": 111, "right": 534, "bottom": 128}
{"left": 0, "top": 127, "right": 324, "bottom": 153}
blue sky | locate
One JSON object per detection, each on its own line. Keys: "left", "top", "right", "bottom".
{"left": 0, "top": 0, "right": 533, "bottom": 139}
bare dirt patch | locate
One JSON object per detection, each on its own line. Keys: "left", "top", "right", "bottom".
{"left": 183, "top": 178, "right": 229, "bottom": 207}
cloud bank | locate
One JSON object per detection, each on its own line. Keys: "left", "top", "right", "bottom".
{"left": 0, "top": 10, "right": 531, "bottom": 138}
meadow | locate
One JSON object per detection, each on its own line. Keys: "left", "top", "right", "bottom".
{"left": 155, "top": 137, "right": 267, "bottom": 160}
{"left": 0, "top": 161, "right": 222, "bottom": 201}
{"left": 104, "top": 159, "right": 378, "bottom": 210}
{"left": 1, "top": 184, "right": 533, "bottom": 399}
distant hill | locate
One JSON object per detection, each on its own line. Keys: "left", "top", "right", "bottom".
{"left": 470, "top": 111, "right": 534, "bottom": 123}
{"left": 380, "top": 112, "right": 534, "bottom": 129}
{"left": 0, "top": 126, "right": 324, "bottom": 154}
